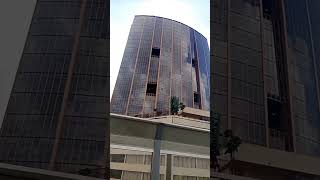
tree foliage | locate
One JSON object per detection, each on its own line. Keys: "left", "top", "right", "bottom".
{"left": 212, "top": 129, "right": 242, "bottom": 172}
{"left": 170, "top": 96, "right": 185, "bottom": 115}
{"left": 223, "top": 129, "right": 242, "bottom": 159}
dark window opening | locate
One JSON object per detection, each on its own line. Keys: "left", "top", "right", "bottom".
{"left": 146, "top": 83, "right": 157, "bottom": 96}
{"left": 110, "top": 154, "right": 125, "bottom": 163}
{"left": 110, "top": 169, "right": 122, "bottom": 179}
{"left": 151, "top": 47, "right": 160, "bottom": 58}
{"left": 192, "top": 58, "right": 196, "bottom": 67}
{"left": 268, "top": 98, "right": 281, "bottom": 129}
{"left": 262, "top": 0, "right": 273, "bottom": 18}
{"left": 201, "top": 117, "right": 210, "bottom": 121}
{"left": 194, "top": 92, "right": 199, "bottom": 104}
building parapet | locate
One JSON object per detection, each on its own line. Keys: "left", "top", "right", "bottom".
{"left": 111, "top": 113, "right": 210, "bottom": 132}
{"left": 0, "top": 163, "right": 103, "bottom": 180}
{"left": 234, "top": 143, "right": 320, "bottom": 176}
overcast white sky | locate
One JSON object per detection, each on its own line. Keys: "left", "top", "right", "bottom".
{"left": 110, "top": 0, "right": 210, "bottom": 97}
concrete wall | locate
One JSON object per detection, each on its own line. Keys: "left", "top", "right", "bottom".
{"left": 0, "top": 163, "right": 103, "bottom": 180}
{"left": 0, "top": 0, "right": 37, "bottom": 128}
{"left": 235, "top": 143, "right": 320, "bottom": 177}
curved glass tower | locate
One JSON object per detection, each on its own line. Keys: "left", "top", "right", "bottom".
{"left": 111, "top": 15, "right": 210, "bottom": 117}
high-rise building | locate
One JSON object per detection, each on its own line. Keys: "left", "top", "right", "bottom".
{"left": 110, "top": 15, "right": 210, "bottom": 180}
{"left": 212, "top": 0, "right": 320, "bottom": 179}
{"left": 0, "top": 0, "right": 109, "bottom": 178}
{"left": 111, "top": 15, "right": 210, "bottom": 117}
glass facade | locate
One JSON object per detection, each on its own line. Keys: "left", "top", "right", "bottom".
{"left": 284, "top": 0, "right": 320, "bottom": 156}
{"left": 229, "top": 0, "right": 266, "bottom": 146}
{"left": 0, "top": 0, "right": 109, "bottom": 178}
{"left": 111, "top": 15, "right": 210, "bottom": 117}
{"left": 212, "top": 0, "right": 266, "bottom": 146}
{"left": 212, "top": 0, "right": 320, "bottom": 158}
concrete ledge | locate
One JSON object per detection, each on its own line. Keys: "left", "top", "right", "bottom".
{"left": 182, "top": 107, "right": 210, "bottom": 118}
{"left": 173, "top": 167, "right": 209, "bottom": 177}
{"left": 111, "top": 162, "right": 166, "bottom": 174}
{"left": 211, "top": 172, "right": 260, "bottom": 180}
{"left": 0, "top": 163, "right": 103, "bottom": 180}
{"left": 111, "top": 113, "right": 209, "bottom": 132}
{"left": 235, "top": 143, "right": 320, "bottom": 176}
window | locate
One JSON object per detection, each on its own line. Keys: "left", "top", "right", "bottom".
{"left": 110, "top": 169, "right": 122, "bottom": 179}
{"left": 151, "top": 47, "right": 160, "bottom": 57}
{"left": 268, "top": 98, "right": 281, "bottom": 129}
{"left": 194, "top": 92, "right": 199, "bottom": 104}
{"left": 173, "top": 175, "right": 197, "bottom": 180}
{"left": 110, "top": 154, "right": 125, "bottom": 163}
{"left": 262, "top": 0, "right": 272, "bottom": 18}
{"left": 192, "top": 58, "right": 196, "bottom": 67}
{"left": 146, "top": 83, "right": 157, "bottom": 96}
{"left": 173, "top": 156, "right": 196, "bottom": 168}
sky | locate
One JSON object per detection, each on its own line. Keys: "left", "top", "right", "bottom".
{"left": 110, "top": 0, "right": 210, "bottom": 97}
{"left": 0, "top": 0, "right": 37, "bottom": 128}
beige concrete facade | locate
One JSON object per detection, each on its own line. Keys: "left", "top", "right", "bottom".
{"left": 110, "top": 113, "right": 210, "bottom": 180}
{"left": 181, "top": 107, "right": 210, "bottom": 120}
{"left": 111, "top": 111, "right": 320, "bottom": 179}
{"left": 148, "top": 115, "right": 210, "bottom": 130}
{"left": 110, "top": 146, "right": 210, "bottom": 180}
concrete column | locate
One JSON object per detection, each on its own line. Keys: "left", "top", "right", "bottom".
{"left": 151, "top": 124, "right": 163, "bottom": 180}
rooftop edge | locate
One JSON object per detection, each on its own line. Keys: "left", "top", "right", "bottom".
{"left": 134, "top": 15, "right": 208, "bottom": 42}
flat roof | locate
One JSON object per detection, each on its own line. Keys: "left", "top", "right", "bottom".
{"left": 182, "top": 107, "right": 210, "bottom": 117}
